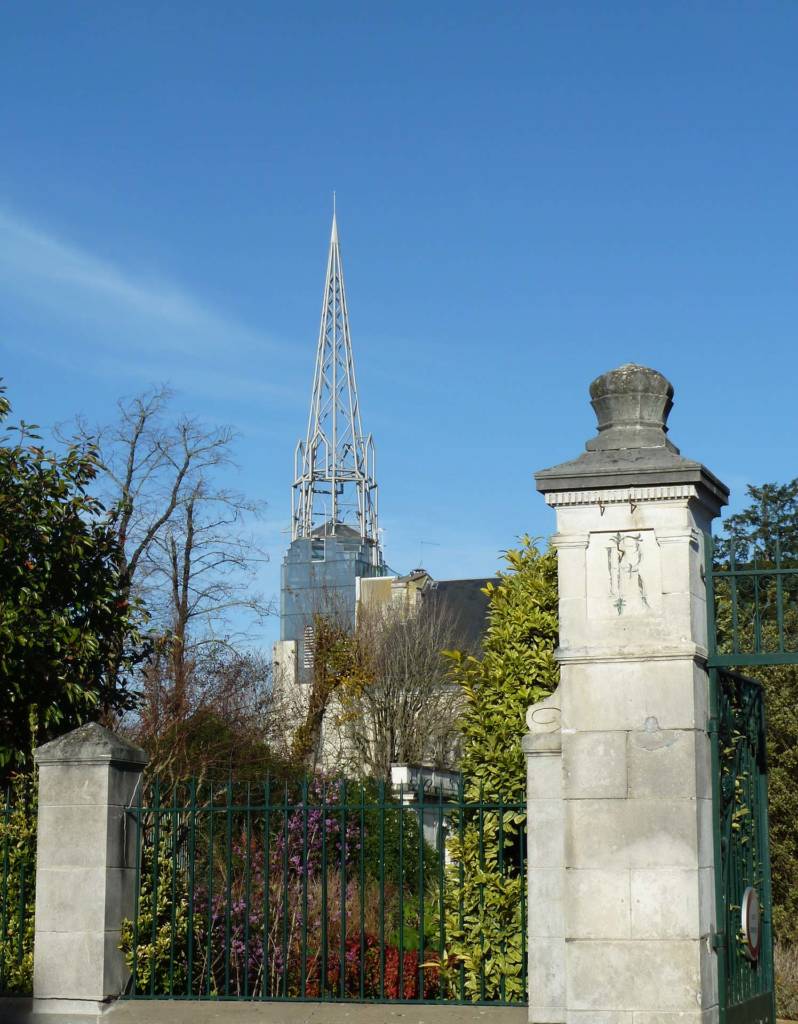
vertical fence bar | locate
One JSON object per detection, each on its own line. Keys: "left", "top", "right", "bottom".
{"left": 398, "top": 781, "right": 405, "bottom": 1000}
{"left": 520, "top": 805, "right": 527, "bottom": 1002}
{"left": 149, "top": 779, "right": 161, "bottom": 997}
{"left": 131, "top": 775, "right": 143, "bottom": 995}
{"left": 168, "top": 784, "right": 178, "bottom": 996}
{"left": 244, "top": 781, "right": 252, "bottom": 998}
{"left": 339, "top": 778, "right": 347, "bottom": 999}
{"left": 417, "top": 776, "right": 425, "bottom": 999}
{"left": 458, "top": 775, "right": 465, "bottom": 1002}
{"left": 437, "top": 783, "right": 445, "bottom": 999}
{"left": 478, "top": 780, "right": 485, "bottom": 1002}
{"left": 15, "top": 859, "right": 24, "bottom": 972}
{"left": 753, "top": 573, "right": 762, "bottom": 655}
{"left": 758, "top": 723, "right": 777, "bottom": 1020}
{"left": 1, "top": 787, "right": 9, "bottom": 990}
{"left": 498, "top": 793, "right": 505, "bottom": 1003}
{"left": 321, "top": 782, "right": 328, "bottom": 997}
{"left": 262, "top": 775, "right": 271, "bottom": 1000}
{"left": 708, "top": 668, "right": 728, "bottom": 1018}
{"left": 300, "top": 778, "right": 309, "bottom": 998}
{"left": 776, "top": 537, "right": 785, "bottom": 653}
{"left": 206, "top": 784, "right": 215, "bottom": 998}
{"left": 224, "top": 777, "right": 234, "bottom": 996}
{"left": 359, "top": 783, "right": 366, "bottom": 1000}
{"left": 187, "top": 777, "right": 196, "bottom": 995}
{"left": 281, "top": 781, "right": 289, "bottom": 998}
{"left": 379, "top": 778, "right": 385, "bottom": 1000}
{"left": 730, "top": 543, "right": 739, "bottom": 655}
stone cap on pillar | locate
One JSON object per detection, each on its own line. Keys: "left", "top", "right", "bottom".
{"left": 34, "top": 721, "right": 148, "bottom": 768}
{"left": 535, "top": 363, "right": 729, "bottom": 512}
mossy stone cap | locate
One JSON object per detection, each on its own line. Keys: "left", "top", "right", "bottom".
{"left": 587, "top": 363, "right": 675, "bottom": 452}
{"left": 34, "top": 721, "right": 148, "bottom": 766}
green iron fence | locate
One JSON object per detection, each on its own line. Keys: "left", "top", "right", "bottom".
{"left": 123, "top": 774, "right": 527, "bottom": 1005}
{"left": 708, "top": 669, "right": 776, "bottom": 1024}
{"left": 0, "top": 782, "right": 36, "bottom": 995}
{"left": 706, "top": 533, "right": 798, "bottom": 668}
{"left": 706, "top": 533, "right": 778, "bottom": 1022}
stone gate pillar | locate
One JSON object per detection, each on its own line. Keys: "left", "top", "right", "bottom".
{"left": 532, "top": 364, "right": 728, "bottom": 1024}
{"left": 33, "top": 722, "right": 148, "bottom": 1020}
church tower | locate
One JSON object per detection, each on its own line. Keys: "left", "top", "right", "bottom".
{"left": 276, "top": 211, "right": 386, "bottom": 684}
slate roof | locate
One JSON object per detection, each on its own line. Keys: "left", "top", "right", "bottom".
{"left": 420, "top": 577, "right": 498, "bottom": 653}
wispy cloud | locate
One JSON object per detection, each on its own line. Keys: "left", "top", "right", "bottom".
{"left": 0, "top": 206, "right": 276, "bottom": 358}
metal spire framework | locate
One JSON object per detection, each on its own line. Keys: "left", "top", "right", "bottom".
{"left": 292, "top": 212, "right": 380, "bottom": 560}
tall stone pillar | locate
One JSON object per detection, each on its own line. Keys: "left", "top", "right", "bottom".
{"left": 33, "top": 722, "right": 148, "bottom": 1020}
{"left": 534, "top": 364, "right": 728, "bottom": 1024}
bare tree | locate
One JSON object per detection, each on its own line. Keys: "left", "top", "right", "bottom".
{"left": 336, "top": 601, "right": 468, "bottom": 781}
{"left": 132, "top": 646, "right": 287, "bottom": 784}
{"left": 60, "top": 386, "right": 272, "bottom": 720}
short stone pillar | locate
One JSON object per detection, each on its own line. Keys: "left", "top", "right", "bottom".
{"left": 33, "top": 722, "right": 148, "bottom": 1020}
{"left": 532, "top": 364, "right": 728, "bottom": 1023}
{"left": 523, "top": 689, "right": 564, "bottom": 1023}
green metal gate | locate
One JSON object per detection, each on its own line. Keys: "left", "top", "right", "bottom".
{"left": 705, "top": 534, "right": 787, "bottom": 1024}
{"left": 122, "top": 774, "right": 527, "bottom": 1006}
{"left": 708, "top": 668, "right": 775, "bottom": 1024}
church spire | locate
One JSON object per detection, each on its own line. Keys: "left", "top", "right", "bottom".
{"left": 292, "top": 210, "right": 380, "bottom": 559}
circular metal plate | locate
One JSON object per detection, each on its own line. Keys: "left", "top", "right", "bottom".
{"left": 741, "top": 886, "right": 762, "bottom": 962}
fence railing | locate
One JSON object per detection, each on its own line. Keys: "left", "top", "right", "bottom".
{"left": 706, "top": 534, "right": 798, "bottom": 667}
{"left": 0, "top": 782, "right": 36, "bottom": 995}
{"left": 123, "top": 774, "right": 527, "bottom": 1005}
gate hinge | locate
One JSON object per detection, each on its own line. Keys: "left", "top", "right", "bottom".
{"left": 711, "top": 929, "right": 726, "bottom": 951}
{"left": 707, "top": 718, "right": 719, "bottom": 736}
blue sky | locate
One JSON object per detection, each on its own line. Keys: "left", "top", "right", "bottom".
{"left": 1, "top": 3, "right": 797, "bottom": 647}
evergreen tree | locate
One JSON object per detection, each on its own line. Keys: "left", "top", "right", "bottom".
{"left": 0, "top": 384, "right": 147, "bottom": 772}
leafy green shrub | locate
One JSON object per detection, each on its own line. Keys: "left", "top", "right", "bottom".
{"left": 443, "top": 537, "right": 558, "bottom": 1001}
{"left": 360, "top": 780, "right": 438, "bottom": 891}
{"left": 0, "top": 772, "right": 36, "bottom": 995}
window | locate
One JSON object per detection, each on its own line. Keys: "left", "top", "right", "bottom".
{"left": 303, "top": 625, "right": 315, "bottom": 670}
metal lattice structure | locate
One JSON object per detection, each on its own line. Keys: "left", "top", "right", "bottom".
{"left": 292, "top": 212, "right": 379, "bottom": 560}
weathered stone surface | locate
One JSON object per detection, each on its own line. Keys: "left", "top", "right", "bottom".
{"left": 630, "top": 868, "right": 701, "bottom": 940}
{"left": 527, "top": 940, "right": 566, "bottom": 1023}
{"left": 565, "top": 868, "right": 630, "bottom": 939}
{"left": 528, "top": 868, "right": 565, "bottom": 938}
{"left": 527, "top": 798, "right": 564, "bottom": 867}
{"left": 33, "top": 930, "right": 105, "bottom": 999}
{"left": 626, "top": 727, "right": 707, "bottom": 801}
{"left": 36, "top": 803, "right": 109, "bottom": 869}
{"left": 563, "top": 731, "right": 627, "bottom": 800}
{"left": 565, "top": 798, "right": 701, "bottom": 870}
{"left": 633, "top": 1014, "right": 708, "bottom": 1024}
{"left": 566, "top": 1014, "right": 633, "bottom": 1024}
{"left": 34, "top": 721, "right": 147, "bottom": 767}
{"left": 561, "top": 660, "right": 709, "bottom": 734}
{"left": 566, "top": 939, "right": 702, "bottom": 1012}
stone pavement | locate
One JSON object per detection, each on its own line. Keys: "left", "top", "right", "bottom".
{"left": 4, "top": 999, "right": 796, "bottom": 1023}
{"left": 3, "top": 999, "right": 527, "bottom": 1024}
